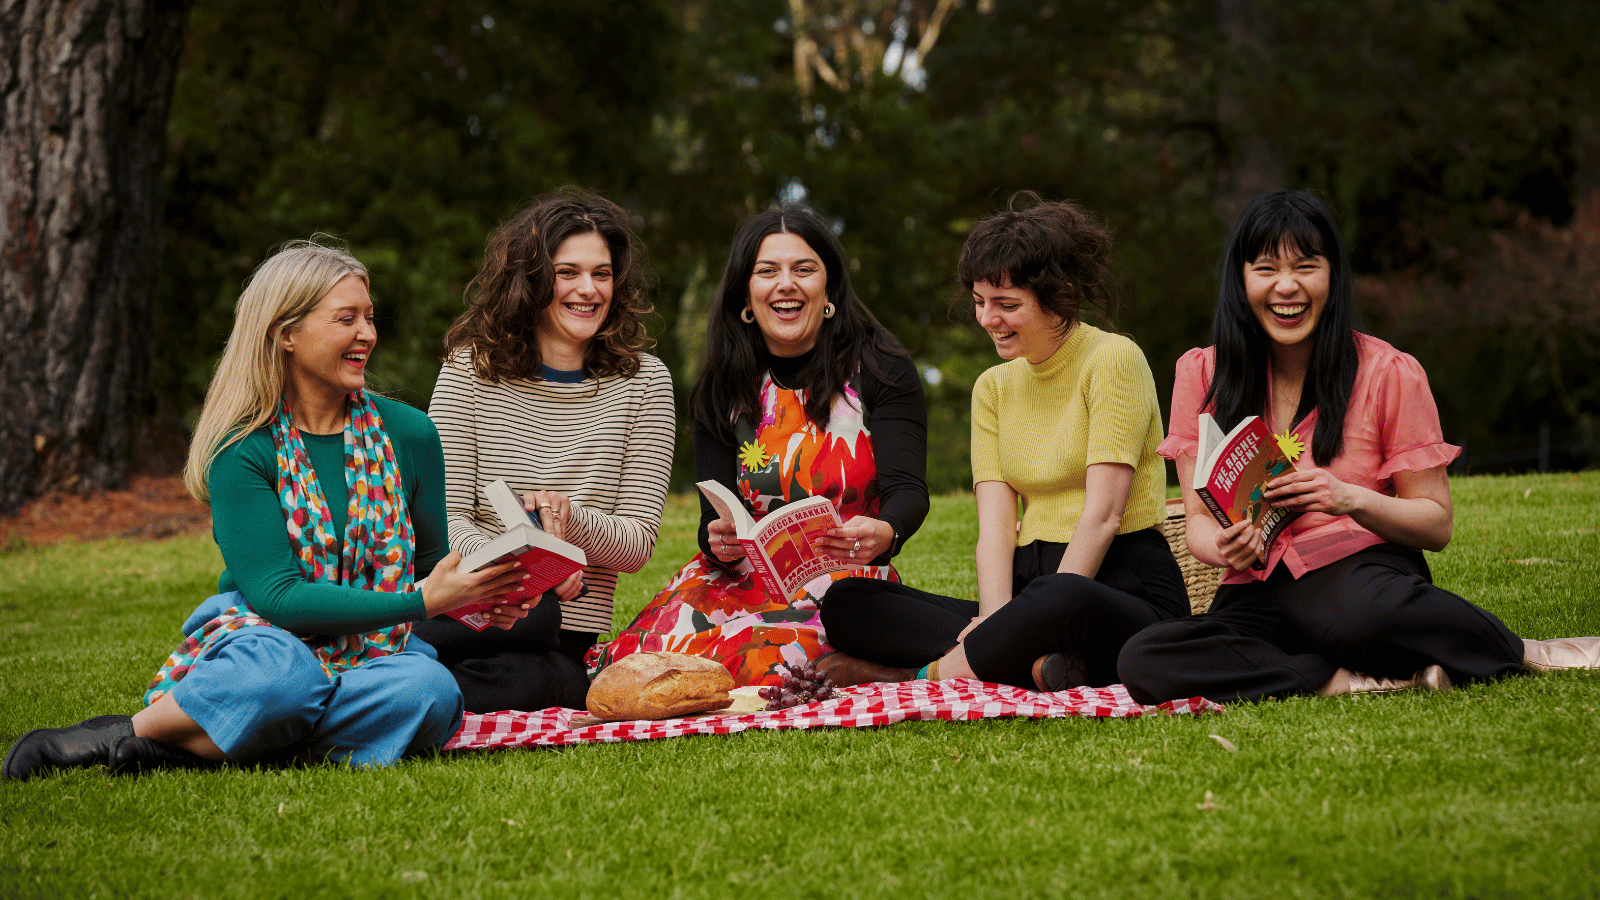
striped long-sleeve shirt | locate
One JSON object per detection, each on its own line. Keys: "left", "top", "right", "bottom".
{"left": 427, "top": 352, "right": 677, "bottom": 634}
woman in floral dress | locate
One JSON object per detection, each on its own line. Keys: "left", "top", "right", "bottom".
{"left": 587, "top": 206, "right": 928, "bottom": 686}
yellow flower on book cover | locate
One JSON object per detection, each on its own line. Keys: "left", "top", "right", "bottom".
{"left": 738, "top": 439, "right": 771, "bottom": 471}
{"left": 1273, "top": 430, "right": 1305, "bottom": 462}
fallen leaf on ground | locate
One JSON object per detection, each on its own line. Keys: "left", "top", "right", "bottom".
{"left": 1209, "top": 734, "right": 1238, "bottom": 752}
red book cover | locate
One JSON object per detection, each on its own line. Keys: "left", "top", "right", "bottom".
{"left": 697, "top": 480, "right": 850, "bottom": 602}
{"left": 447, "top": 481, "right": 587, "bottom": 631}
{"left": 1192, "top": 414, "right": 1302, "bottom": 567}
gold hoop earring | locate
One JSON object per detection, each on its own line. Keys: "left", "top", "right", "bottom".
{"left": 823, "top": 302, "right": 836, "bottom": 319}
{"left": 740, "top": 307, "right": 755, "bottom": 324}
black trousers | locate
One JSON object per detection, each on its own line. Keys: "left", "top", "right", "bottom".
{"left": 820, "top": 528, "right": 1189, "bottom": 690}
{"left": 411, "top": 593, "right": 594, "bottom": 713}
{"left": 1116, "top": 544, "right": 1526, "bottom": 705}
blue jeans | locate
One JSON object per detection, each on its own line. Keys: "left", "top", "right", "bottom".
{"left": 166, "top": 594, "right": 463, "bottom": 767}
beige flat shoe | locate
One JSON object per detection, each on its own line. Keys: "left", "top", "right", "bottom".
{"left": 1523, "top": 637, "right": 1600, "bottom": 671}
{"left": 1347, "top": 664, "right": 1453, "bottom": 694}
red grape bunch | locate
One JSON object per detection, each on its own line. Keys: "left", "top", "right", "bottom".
{"left": 758, "top": 661, "right": 836, "bottom": 710}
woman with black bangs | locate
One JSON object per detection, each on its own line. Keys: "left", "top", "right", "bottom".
{"left": 587, "top": 205, "right": 930, "bottom": 687}
{"left": 1115, "top": 189, "right": 1542, "bottom": 704}
{"left": 817, "top": 193, "right": 1189, "bottom": 693}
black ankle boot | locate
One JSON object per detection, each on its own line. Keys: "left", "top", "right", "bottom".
{"left": 108, "top": 736, "right": 218, "bottom": 775}
{"left": 2, "top": 715, "right": 134, "bottom": 780}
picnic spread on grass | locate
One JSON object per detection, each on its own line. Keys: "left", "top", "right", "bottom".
{"left": 445, "top": 679, "right": 1223, "bottom": 750}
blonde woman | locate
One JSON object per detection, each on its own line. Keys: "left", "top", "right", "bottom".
{"left": 3, "top": 241, "right": 525, "bottom": 780}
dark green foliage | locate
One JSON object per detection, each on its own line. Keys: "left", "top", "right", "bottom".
{"left": 153, "top": 0, "right": 1598, "bottom": 491}
{"left": 157, "top": 0, "right": 673, "bottom": 411}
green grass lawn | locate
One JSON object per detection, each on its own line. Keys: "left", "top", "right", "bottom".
{"left": 2, "top": 472, "right": 1597, "bottom": 899}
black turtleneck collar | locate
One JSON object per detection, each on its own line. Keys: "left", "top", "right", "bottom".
{"left": 763, "top": 344, "right": 817, "bottom": 390}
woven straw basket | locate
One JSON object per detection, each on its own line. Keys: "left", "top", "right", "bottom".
{"left": 1160, "top": 498, "right": 1223, "bottom": 614}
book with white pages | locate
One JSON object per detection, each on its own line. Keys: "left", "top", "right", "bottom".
{"left": 448, "top": 480, "right": 587, "bottom": 631}
{"left": 696, "top": 479, "right": 852, "bottom": 603}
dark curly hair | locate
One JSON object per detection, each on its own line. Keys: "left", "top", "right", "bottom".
{"left": 445, "top": 187, "right": 655, "bottom": 381}
{"left": 955, "top": 191, "right": 1117, "bottom": 333}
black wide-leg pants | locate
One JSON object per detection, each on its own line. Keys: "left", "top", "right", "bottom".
{"left": 820, "top": 528, "right": 1189, "bottom": 689}
{"left": 411, "top": 593, "right": 594, "bottom": 713}
{"left": 1116, "top": 543, "right": 1526, "bottom": 705}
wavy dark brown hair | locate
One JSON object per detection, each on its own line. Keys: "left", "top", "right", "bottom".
{"left": 445, "top": 187, "right": 654, "bottom": 381}
{"left": 955, "top": 191, "right": 1118, "bottom": 333}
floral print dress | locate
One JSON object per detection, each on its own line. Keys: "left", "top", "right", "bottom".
{"left": 586, "top": 373, "right": 899, "bottom": 686}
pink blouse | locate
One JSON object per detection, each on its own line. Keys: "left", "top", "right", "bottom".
{"left": 1158, "top": 333, "right": 1460, "bottom": 584}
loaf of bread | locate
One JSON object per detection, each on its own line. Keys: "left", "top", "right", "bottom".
{"left": 586, "top": 651, "right": 736, "bottom": 721}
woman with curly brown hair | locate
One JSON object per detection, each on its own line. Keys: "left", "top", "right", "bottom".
{"left": 818, "top": 193, "right": 1188, "bottom": 692}
{"left": 412, "top": 188, "right": 676, "bottom": 713}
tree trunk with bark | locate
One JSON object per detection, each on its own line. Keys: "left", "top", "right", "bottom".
{"left": 0, "top": 0, "right": 193, "bottom": 515}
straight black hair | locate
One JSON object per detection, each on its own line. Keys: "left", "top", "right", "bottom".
{"left": 690, "top": 206, "right": 907, "bottom": 439}
{"left": 1205, "top": 189, "right": 1359, "bottom": 465}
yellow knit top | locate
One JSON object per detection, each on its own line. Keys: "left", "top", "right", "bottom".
{"left": 970, "top": 324, "right": 1167, "bottom": 546}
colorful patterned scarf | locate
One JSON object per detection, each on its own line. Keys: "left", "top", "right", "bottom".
{"left": 145, "top": 391, "right": 415, "bottom": 703}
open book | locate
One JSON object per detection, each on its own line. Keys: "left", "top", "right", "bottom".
{"left": 1193, "top": 413, "right": 1302, "bottom": 568}
{"left": 697, "top": 480, "right": 852, "bottom": 602}
{"left": 448, "top": 480, "right": 587, "bottom": 631}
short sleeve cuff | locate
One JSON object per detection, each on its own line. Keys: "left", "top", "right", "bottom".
{"left": 1157, "top": 434, "right": 1197, "bottom": 461}
{"left": 970, "top": 464, "right": 1005, "bottom": 486}
{"left": 1377, "top": 441, "right": 1461, "bottom": 479}
{"left": 1085, "top": 448, "right": 1144, "bottom": 468}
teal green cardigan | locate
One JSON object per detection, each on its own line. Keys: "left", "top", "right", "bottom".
{"left": 208, "top": 395, "right": 448, "bottom": 634}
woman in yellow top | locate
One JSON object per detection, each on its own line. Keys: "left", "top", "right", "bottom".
{"left": 820, "top": 194, "right": 1188, "bottom": 691}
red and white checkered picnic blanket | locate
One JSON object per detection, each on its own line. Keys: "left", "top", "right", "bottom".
{"left": 444, "top": 679, "right": 1222, "bottom": 750}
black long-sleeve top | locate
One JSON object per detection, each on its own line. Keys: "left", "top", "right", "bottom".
{"left": 694, "top": 344, "right": 930, "bottom": 568}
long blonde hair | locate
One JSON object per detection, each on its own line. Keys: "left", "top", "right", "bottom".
{"left": 183, "top": 240, "right": 369, "bottom": 502}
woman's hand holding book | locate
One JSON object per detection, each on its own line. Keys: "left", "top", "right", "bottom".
{"left": 1211, "top": 517, "right": 1265, "bottom": 572}
{"left": 1262, "top": 467, "right": 1357, "bottom": 515}
{"left": 820, "top": 516, "right": 893, "bottom": 562}
{"left": 706, "top": 518, "right": 745, "bottom": 563}
{"left": 420, "top": 552, "right": 532, "bottom": 628}
{"left": 522, "top": 490, "right": 573, "bottom": 541}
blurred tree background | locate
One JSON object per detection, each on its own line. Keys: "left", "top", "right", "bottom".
{"left": 150, "top": 0, "right": 1599, "bottom": 493}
